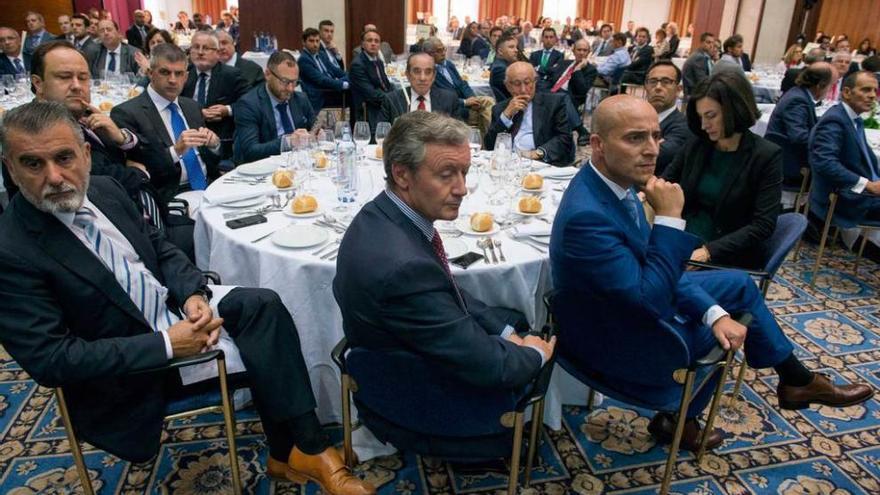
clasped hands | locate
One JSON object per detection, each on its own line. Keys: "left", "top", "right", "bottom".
{"left": 168, "top": 295, "right": 224, "bottom": 358}
{"left": 505, "top": 331, "right": 557, "bottom": 359}
{"left": 174, "top": 127, "right": 220, "bottom": 156}
{"left": 202, "top": 104, "right": 230, "bottom": 122}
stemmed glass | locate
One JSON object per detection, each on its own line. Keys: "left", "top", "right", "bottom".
{"left": 494, "top": 132, "right": 513, "bottom": 157}
{"left": 468, "top": 127, "right": 482, "bottom": 158}
{"left": 280, "top": 134, "right": 296, "bottom": 168}
{"left": 335, "top": 121, "right": 351, "bottom": 140}
{"left": 353, "top": 121, "right": 371, "bottom": 161}
{"left": 375, "top": 122, "right": 391, "bottom": 153}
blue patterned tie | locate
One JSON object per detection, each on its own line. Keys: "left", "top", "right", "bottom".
{"left": 12, "top": 58, "right": 24, "bottom": 74}
{"left": 107, "top": 51, "right": 116, "bottom": 72}
{"left": 196, "top": 72, "right": 208, "bottom": 106}
{"left": 623, "top": 190, "right": 640, "bottom": 228}
{"left": 276, "top": 102, "right": 294, "bottom": 134}
{"left": 167, "top": 102, "right": 207, "bottom": 190}
{"left": 855, "top": 117, "right": 879, "bottom": 180}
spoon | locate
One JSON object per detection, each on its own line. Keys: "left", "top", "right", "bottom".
{"left": 493, "top": 238, "right": 507, "bottom": 262}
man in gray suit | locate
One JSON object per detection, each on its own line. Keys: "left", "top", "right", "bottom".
{"left": 381, "top": 53, "right": 462, "bottom": 123}
{"left": 23, "top": 11, "right": 55, "bottom": 57}
{"left": 591, "top": 24, "right": 614, "bottom": 57}
{"left": 85, "top": 20, "right": 141, "bottom": 78}
{"left": 682, "top": 32, "right": 717, "bottom": 97}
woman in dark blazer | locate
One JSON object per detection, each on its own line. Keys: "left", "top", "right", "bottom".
{"left": 663, "top": 71, "right": 783, "bottom": 269}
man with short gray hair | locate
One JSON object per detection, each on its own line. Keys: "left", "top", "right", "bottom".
{"left": 380, "top": 52, "right": 462, "bottom": 122}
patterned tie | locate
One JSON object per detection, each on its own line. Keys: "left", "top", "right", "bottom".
{"left": 623, "top": 190, "right": 640, "bottom": 228}
{"left": 854, "top": 117, "right": 879, "bottom": 180}
{"left": 431, "top": 229, "right": 466, "bottom": 310}
{"left": 107, "top": 51, "right": 117, "bottom": 73}
{"left": 509, "top": 111, "right": 525, "bottom": 138}
{"left": 416, "top": 95, "right": 426, "bottom": 111}
{"left": 276, "top": 102, "right": 294, "bottom": 134}
{"left": 196, "top": 73, "right": 208, "bottom": 107}
{"left": 12, "top": 58, "right": 24, "bottom": 75}
{"left": 374, "top": 60, "right": 387, "bottom": 91}
{"left": 74, "top": 207, "right": 180, "bottom": 332}
{"left": 167, "top": 102, "right": 207, "bottom": 190}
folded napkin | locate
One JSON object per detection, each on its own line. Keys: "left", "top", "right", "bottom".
{"left": 510, "top": 223, "right": 552, "bottom": 238}
{"left": 203, "top": 184, "right": 274, "bottom": 205}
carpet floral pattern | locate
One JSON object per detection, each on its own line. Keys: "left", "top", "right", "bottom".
{"left": 1, "top": 245, "right": 879, "bottom": 494}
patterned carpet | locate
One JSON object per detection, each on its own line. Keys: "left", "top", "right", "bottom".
{"left": 1, "top": 243, "right": 880, "bottom": 494}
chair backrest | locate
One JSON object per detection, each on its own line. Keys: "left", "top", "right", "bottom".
{"left": 763, "top": 212, "right": 808, "bottom": 277}
{"left": 346, "top": 347, "right": 521, "bottom": 437}
{"left": 549, "top": 288, "right": 691, "bottom": 389}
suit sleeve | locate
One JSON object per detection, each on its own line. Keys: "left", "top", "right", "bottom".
{"left": 810, "top": 118, "right": 863, "bottom": 190}
{"left": 110, "top": 105, "right": 177, "bottom": 178}
{"left": 232, "top": 97, "right": 278, "bottom": 164}
{"left": 540, "top": 98, "right": 574, "bottom": 165}
{"left": 658, "top": 118, "right": 693, "bottom": 175}
{"left": 300, "top": 57, "right": 346, "bottom": 90}
{"left": 350, "top": 61, "right": 388, "bottom": 104}
{"left": 380, "top": 93, "right": 401, "bottom": 123}
{"left": 781, "top": 97, "right": 814, "bottom": 146}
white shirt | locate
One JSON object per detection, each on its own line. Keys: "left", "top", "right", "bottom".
{"left": 658, "top": 105, "right": 677, "bottom": 124}
{"left": 103, "top": 43, "right": 123, "bottom": 74}
{"left": 146, "top": 85, "right": 209, "bottom": 185}
{"left": 500, "top": 102, "right": 536, "bottom": 152}
{"left": 409, "top": 89, "right": 432, "bottom": 112}
{"left": 225, "top": 52, "right": 238, "bottom": 66}
{"left": 588, "top": 161, "right": 730, "bottom": 328}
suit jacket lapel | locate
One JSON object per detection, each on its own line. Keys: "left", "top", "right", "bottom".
{"left": 714, "top": 134, "right": 752, "bottom": 217}
{"left": 531, "top": 94, "right": 544, "bottom": 142}
{"left": 139, "top": 91, "right": 174, "bottom": 147}
{"left": 259, "top": 85, "right": 278, "bottom": 137}
{"left": 583, "top": 165, "right": 647, "bottom": 253}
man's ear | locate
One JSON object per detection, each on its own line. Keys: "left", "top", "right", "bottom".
{"left": 391, "top": 162, "right": 411, "bottom": 190}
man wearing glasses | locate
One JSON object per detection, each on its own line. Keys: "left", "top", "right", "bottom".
{"left": 180, "top": 30, "right": 250, "bottom": 161}
{"left": 233, "top": 51, "right": 316, "bottom": 164}
{"left": 485, "top": 62, "right": 574, "bottom": 166}
{"left": 644, "top": 61, "right": 692, "bottom": 174}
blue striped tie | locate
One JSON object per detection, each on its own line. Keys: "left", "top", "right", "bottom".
{"left": 74, "top": 207, "right": 179, "bottom": 332}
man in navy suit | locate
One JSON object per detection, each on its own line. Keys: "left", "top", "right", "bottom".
{"left": 233, "top": 51, "right": 316, "bottom": 164}
{"left": 809, "top": 71, "right": 880, "bottom": 226}
{"left": 528, "top": 27, "right": 563, "bottom": 86}
{"left": 298, "top": 27, "right": 348, "bottom": 112}
{"left": 217, "top": 29, "right": 264, "bottom": 88}
{"left": 318, "top": 20, "right": 345, "bottom": 71}
{"left": 380, "top": 53, "right": 462, "bottom": 122}
{"left": 0, "top": 28, "right": 30, "bottom": 76}
{"left": 349, "top": 28, "right": 392, "bottom": 131}
{"left": 550, "top": 95, "right": 872, "bottom": 450}
{"left": 644, "top": 61, "right": 693, "bottom": 174}
{"left": 621, "top": 27, "right": 654, "bottom": 86}
{"left": 490, "top": 35, "right": 518, "bottom": 102}
{"left": 23, "top": 11, "right": 54, "bottom": 57}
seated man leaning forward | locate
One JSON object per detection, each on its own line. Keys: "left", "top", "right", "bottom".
{"left": 333, "top": 111, "right": 556, "bottom": 407}
{"left": 549, "top": 95, "right": 873, "bottom": 451}
{"left": 0, "top": 101, "right": 373, "bottom": 495}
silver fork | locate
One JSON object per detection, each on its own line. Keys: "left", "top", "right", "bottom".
{"left": 493, "top": 238, "right": 507, "bottom": 262}
{"left": 312, "top": 238, "right": 341, "bottom": 256}
{"left": 485, "top": 237, "right": 499, "bottom": 264}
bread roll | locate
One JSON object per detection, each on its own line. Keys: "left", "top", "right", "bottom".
{"left": 375, "top": 145, "right": 384, "bottom": 159}
{"left": 292, "top": 195, "right": 318, "bottom": 214}
{"left": 98, "top": 101, "right": 114, "bottom": 112}
{"left": 518, "top": 196, "right": 542, "bottom": 214}
{"left": 470, "top": 212, "right": 494, "bottom": 232}
{"left": 272, "top": 169, "right": 293, "bottom": 188}
{"left": 522, "top": 173, "right": 544, "bottom": 190}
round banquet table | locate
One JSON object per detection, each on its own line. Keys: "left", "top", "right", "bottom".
{"left": 193, "top": 147, "right": 589, "bottom": 456}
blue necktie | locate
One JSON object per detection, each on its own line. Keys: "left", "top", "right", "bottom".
{"left": 196, "top": 73, "right": 208, "bottom": 106}
{"left": 107, "top": 51, "right": 116, "bottom": 72}
{"left": 12, "top": 58, "right": 24, "bottom": 74}
{"left": 855, "top": 117, "right": 879, "bottom": 180}
{"left": 623, "top": 190, "right": 640, "bottom": 228}
{"left": 276, "top": 102, "right": 294, "bottom": 134}
{"left": 439, "top": 63, "right": 454, "bottom": 85}
{"left": 167, "top": 102, "right": 207, "bottom": 190}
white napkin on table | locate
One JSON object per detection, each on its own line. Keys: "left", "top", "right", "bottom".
{"left": 510, "top": 223, "right": 552, "bottom": 238}
{"left": 203, "top": 184, "right": 274, "bottom": 205}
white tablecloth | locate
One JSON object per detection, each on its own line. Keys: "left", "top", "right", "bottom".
{"left": 242, "top": 51, "right": 271, "bottom": 69}
{"left": 194, "top": 149, "right": 586, "bottom": 456}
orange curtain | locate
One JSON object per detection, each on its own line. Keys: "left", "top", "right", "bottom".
{"left": 479, "top": 0, "right": 544, "bottom": 24}
{"left": 577, "top": 0, "right": 624, "bottom": 29}
{"left": 408, "top": 0, "right": 434, "bottom": 23}
{"left": 194, "top": 0, "right": 225, "bottom": 23}
{"left": 668, "top": 0, "right": 698, "bottom": 34}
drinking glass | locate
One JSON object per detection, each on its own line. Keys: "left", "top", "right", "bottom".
{"left": 375, "top": 122, "right": 391, "bottom": 147}
{"left": 468, "top": 127, "right": 482, "bottom": 157}
{"left": 334, "top": 121, "right": 351, "bottom": 140}
{"left": 494, "top": 132, "right": 512, "bottom": 156}
{"left": 280, "top": 134, "right": 296, "bottom": 168}
{"left": 353, "top": 121, "right": 371, "bottom": 159}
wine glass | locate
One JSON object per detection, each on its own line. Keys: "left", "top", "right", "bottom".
{"left": 334, "top": 121, "right": 351, "bottom": 140}
{"left": 494, "top": 132, "right": 512, "bottom": 157}
{"left": 280, "top": 134, "right": 296, "bottom": 168}
{"left": 353, "top": 121, "right": 371, "bottom": 160}
{"left": 468, "top": 127, "right": 482, "bottom": 157}
{"left": 375, "top": 122, "right": 391, "bottom": 148}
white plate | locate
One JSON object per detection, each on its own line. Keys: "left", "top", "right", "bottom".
{"left": 442, "top": 237, "right": 468, "bottom": 259}
{"left": 455, "top": 218, "right": 499, "bottom": 236}
{"left": 282, "top": 206, "right": 324, "bottom": 218}
{"left": 218, "top": 196, "right": 266, "bottom": 208}
{"left": 237, "top": 160, "right": 278, "bottom": 176}
{"left": 529, "top": 235, "right": 550, "bottom": 245}
{"left": 271, "top": 225, "right": 329, "bottom": 248}
{"left": 540, "top": 167, "right": 577, "bottom": 180}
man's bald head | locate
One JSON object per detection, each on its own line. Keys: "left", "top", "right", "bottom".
{"left": 592, "top": 95, "right": 655, "bottom": 138}
{"left": 590, "top": 95, "right": 661, "bottom": 189}
{"left": 505, "top": 62, "right": 537, "bottom": 98}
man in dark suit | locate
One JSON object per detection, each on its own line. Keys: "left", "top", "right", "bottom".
{"left": 181, "top": 31, "right": 250, "bottom": 160}
{"left": 349, "top": 28, "right": 393, "bottom": 131}
{"left": 591, "top": 24, "right": 614, "bottom": 56}
{"left": 381, "top": 53, "right": 462, "bottom": 122}
{"left": 111, "top": 44, "right": 221, "bottom": 204}
{"left": 299, "top": 27, "right": 348, "bottom": 112}
{"left": 318, "top": 20, "right": 345, "bottom": 71}
{"left": 0, "top": 101, "right": 375, "bottom": 495}
{"left": 57, "top": 14, "right": 73, "bottom": 43}
{"left": 125, "top": 10, "right": 150, "bottom": 51}
{"left": 621, "top": 27, "right": 654, "bottom": 86}
{"left": 682, "top": 32, "right": 717, "bottom": 97}
{"left": 333, "top": 112, "right": 555, "bottom": 429}
{"left": 217, "top": 29, "right": 264, "bottom": 88}
{"left": 809, "top": 71, "right": 880, "bottom": 226}
{"left": 352, "top": 24, "right": 394, "bottom": 64}
{"left": 553, "top": 39, "right": 598, "bottom": 111}
{"left": 174, "top": 11, "right": 197, "bottom": 32}
{"left": 70, "top": 14, "right": 97, "bottom": 53}
{"left": 766, "top": 63, "right": 833, "bottom": 185}
{"left": 485, "top": 62, "right": 574, "bottom": 166}
{"left": 664, "top": 22, "right": 681, "bottom": 59}
{"left": 470, "top": 24, "right": 491, "bottom": 60}
{"left": 23, "top": 11, "right": 54, "bottom": 57}
{"left": 644, "top": 61, "right": 693, "bottom": 174}
{"left": 233, "top": 51, "right": 316, "bottom": 164}
{"left": 85, "top": 20, "right": 141, "bottom": 78}
{"left": 0, "top": 28, "right": 30, "bottom": 76}
{"left": 490, "top": 35, "right": 518, "bottom": 101}
{"left": 421, "top": 37, "right": 494, "bottom": 133}
{"left": 550, "top": 95, "right": 872, "bottom": 450}
{"left": 528, "top": 27, "right": 564, "bottom": 88}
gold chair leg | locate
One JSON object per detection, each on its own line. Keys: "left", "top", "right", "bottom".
{"left": 855, "top": 230, "right": 868, "bottom": 273}
{"left": 507, "top": 412, "right": 525, "bottom": 495}
{"left": 523, "top": 400, "right": 544, "bottom": 485}
{"left": 811, "top": 194, "right": 838, "bottom": 288}
{"left": 696, "top": 352, "right": 734, "bottom": 461}
{"left": 341, "top": 374, "right": 355, "bottom": 469}
{"left": 729, "top": 353, "right": 749, "bottom": 405}
{"left": 831, "top": 227, "right": 840, "bottom": 247}
{"left": 217, "top": 359, "right": 242, "bottom": 495}
{"left": 55, "top": 388, "right": 95, "bottom": 495}
{"left": 660, "top": 371, "right": 696, "bottom": 495}
{"left": 794, "top": 196, "right": 812, "bottom": 262}
{"left": 586, "top": 389, "right": 596, "bottom": 411}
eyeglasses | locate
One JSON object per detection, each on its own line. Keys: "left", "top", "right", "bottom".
{"left": 269, "top": 68, "right": 299, "bottom": 87}
{"left": 508, "top": 78, "right": 536, "bottom": 88}
{"left": 645, "top": 77, "right": 677, "bottom": 88}
{"left": 191, "top": 44, "right": 217, "bottom": 52}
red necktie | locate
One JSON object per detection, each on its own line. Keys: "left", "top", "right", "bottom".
{"left": 431, "top": 229, "right": 466, "bottom": 310}
{"left": 417, "top": 95, "right": 426, "bottom": 111}
{"left": 551, "top": 62, "right": 577, "bottom": 93}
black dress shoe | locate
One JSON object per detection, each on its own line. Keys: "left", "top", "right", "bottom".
{"left": 777, "top": 373, "right": 874, "bottom": 410}
{"left": 647, "top": 412, "right": 724, "bottom": 452}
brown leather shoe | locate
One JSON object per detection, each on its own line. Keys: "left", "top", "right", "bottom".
{"left": 268, "top": 446, "right": 375, "bottom": 495}
{"left": 777, "top": 373, "right": 874, "bottom": 410}
{"left": 647, "top": 412, "right": 725, "bottom": 452}
{"left": 267, "top": 447, "right": 358, "bottom": 482}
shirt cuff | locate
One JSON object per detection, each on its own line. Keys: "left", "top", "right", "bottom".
{"left": 702, "top": 305, "right": 729, "bottom": 328}
{"left": 524, "top": 345, "right": 547, "bottom": 366}
{"left": 342, "top": 81, "right": 349, "bottom": 89}
{"left": 119, "top": 128, "right": 138, "bottom": 150}
{"left": 852, "top": 176, "right": 869, "bottom": 194}
{"left": 654, "top": 216, "right": 686, "bottom": 230}
{"left": 168, "top": 145, "right": 181, "bottom": 164}
{"left": 161, "top": 331, "right": 174, "bottom": 360}
{"left": 500, "top": 113, "right": 514, "bottom": 128}
{"left": 500, "top": 325, "right": 515, "bottom": 338}
{"left": 226, "top": 105, "right": 233, "bottom": 117}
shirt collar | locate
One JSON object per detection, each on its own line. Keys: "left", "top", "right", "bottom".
{"left": 658, "top": 105, "right": 677, "bottom": 123}
{"left": 841, "top": 101, "right": 863, "bottom": 122}
{"left": 266, "top": 85, "right": 286, "bottom": 106}
{"left": 384, "top": 189, "right": 435, "bottom": 240}
{"left": 589, "top": 160, "right": 629, "bottom": 200}
{"left": 52, "top": 197, "right": 96, "bottom": 228}
{"left": 226, "top": 52, "right": 238, "bottom": 66}
{"left": 147, "top": 84, "right": 177, "bottom": 110}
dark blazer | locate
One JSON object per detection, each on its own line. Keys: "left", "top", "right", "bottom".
{"left": 485, "top": 92, "right": 575, "bottom": 167}
{"left": 682, "top": 50, "right": 712, "bottom": 95}
{"left": 657, "top": 109, "right": 693, "bottom": 174}
{"left": 665, "top": 35, "right": 681, "bottom": 59}
{"left": 765, "top": 86, "right": 818, "bottom": 182}
{"left": 471, "top": 36, "right": 491, "bottom": 59}
{"left": 181, "top": 63, "right": 250, "bottom": 158}
{"left": 111, "top": 90, "right": 220, "bottom": 203}
{"left": 591, "top": 37, "right": 614, "bottom": 56}
{"left": 333, "top": 191, "right": 542, "bottom": 390}
{"left": 780, "top": 67, "right": 802, "bottom": 94}
{"left": 0, "top": 177, "right": 206, "bottom": 462}
{"left": 349, "top": 51, "right": 392, "bottom": 130}
{"left": 563, "top": 60, "right": 599, "bottom": 108}
{"left": 0, "top": 54, "right": 31, "bottom": 75}
{"left": 126, "top": 24, "right": 149, "bottom": 51}
{"left": 489, "top": 58, "right": 511, "bottom": 101}
{"left": 319, "top": 45, "right": 345, "bottom": 71}
{"left": 298, "top": 48, "right": 348, "bottom": 111}
{"left": 85, "top": 43, "right": 141, "bottom": 78}
{"left": 663, "top": 131, "right": 782, "bottom": 268}
{"left": 380, "top": 87, "right": 463, "bottom": 123}
{"left": 22, "top": 31, "right": 54, "bottom": 57}
{"left": 739, "top": 53, "right": 752, "bottom": 73}
{"left": 233, "top": 54, "right": 265, "bottom": 88}
{"left": 73, "top": 36, "right": 98, "bottom": 53}
{"left": 528, "top": 48, "right": 563, "bottom": 74}
{"left": 809, "top": 102, "right": 880, "bottom": 226}
{"left": 432, "top": 59, "right": 475, "bottom": 100}
{"left": 624, "top": 44, "right": 654, "bottom": 77}
{"left": 232, "top": 84, "right": 316, "bottom": 164}
{"left": 457, "top": 37, "right": 473, "bottom": 58}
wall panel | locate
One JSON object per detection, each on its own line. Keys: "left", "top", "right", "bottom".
{"left": 817, "top": 0, "right": 880, "bottom": 50}
{"left": 238, "top": 0, "right": 302, "bottom": 51}
{"left": 0, "top": 0, "right": 75, "bottom": 35}
{"left": 345, "top": 0, "right": 406, "bottom": 59}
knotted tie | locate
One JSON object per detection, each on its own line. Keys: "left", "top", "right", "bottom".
{"left": 623, "top": 189, "right": 641, "bottom": 228}
{"left": 167, "top": 102, "right": 207, "bottom": 190}
{"left": 540, "top": 50, "right": 550, "bottom": 70}
{"left": 12, "top": 58, "right": 24, "bottom": 74}
{"left": 551, "top": 62, "right": 576, "bottom": 93}
{"left": 431, "top": 229, "right": 466, "bottom": 310}
{"left": 107, "top": 51, "right": 117, "bottom": 72}
{"left": 416, "top": 95, "right": 426, "bottom": 111}
{"left": 276, "top": 102, "right": 294, "bottom": 134}
{"left": 196, "top": 72, "right": 208, "bottom": 107}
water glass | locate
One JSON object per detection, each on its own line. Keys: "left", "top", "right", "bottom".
{"left": 375, "top": 122, "right": 391, "bottom": 147}
{"left": 468, "top": 127, "right": 482, "bottom": 157}
{"left": 353, "top": 121, "right": 371, "bottom": 158}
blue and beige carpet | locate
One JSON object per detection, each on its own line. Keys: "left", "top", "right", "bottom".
{"left": 1, "top": 245, "right": 879, "bottom": 494}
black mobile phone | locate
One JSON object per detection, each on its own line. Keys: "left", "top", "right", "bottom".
{"left": 450, "top": 251, "right": 484, "bottom": 269}
{"left": 226, "top": 214, "right": 267, "bottom": 229}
